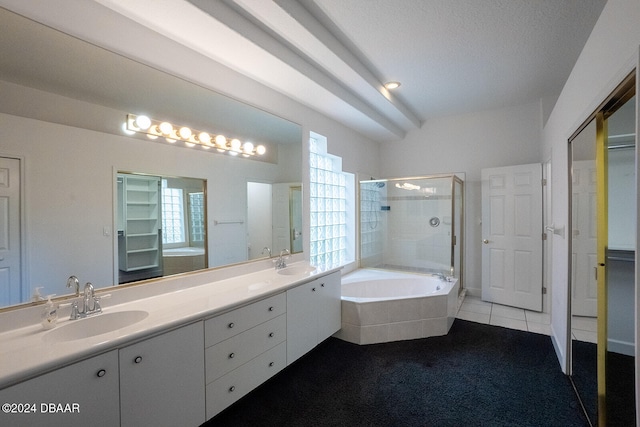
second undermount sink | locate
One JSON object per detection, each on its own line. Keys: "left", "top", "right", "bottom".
{"left": 43, "top": 310, "right": 149, "bottom": 343}
{"left": 277, "top": 265, "right": 317, "bottom": 276}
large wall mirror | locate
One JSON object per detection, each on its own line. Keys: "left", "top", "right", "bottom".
{"left": 0, "top": 8, "right": 302, "bottom": 309}
{"left": 569, "top": 74, "right": 636, "bottom": 426}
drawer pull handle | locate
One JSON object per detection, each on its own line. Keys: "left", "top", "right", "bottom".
{"left": 134, "top": 356, "right": 142, "bottom": 364}
{"left": 321, "top": 283, "right": 325, "bottom": 287}
{"left": 229, "top": 386, "right": 235, "bottom": 392}
{"left": 312, "top": 287, "right": 316, "bottom": 292}
{"left": 228, "top": 322, "right": 235, "bottom": 328}
{"left": 229, "top": 352, "right": 235, "bottom": 359}
{"left": 269, "top": 332, "right": 274, "bottom": 338}
{"left": 269, "top": 362, "right": 274, "bottom": 367}
{"left": 97, "top": 369, "right": 106, "bottom": 378}
{"left": 268, "top": 306, "right": 274, "bottom": 312}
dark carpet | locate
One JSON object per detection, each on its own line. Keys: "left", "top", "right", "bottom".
{"left": 203, "top": 320, "right": 589, "bottom": 427}
{"left": 572, "top": 339, "right": 636, "bottom": 426}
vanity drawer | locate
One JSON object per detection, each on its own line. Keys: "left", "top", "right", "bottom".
{"left": 205, "top": 292, "right": 285, "bottom": 347}
{"left": 205, "top": 314, "right": 286, "bottom": 383}
{"left": 206, "top": 341, "right": 286, "bottom": 419}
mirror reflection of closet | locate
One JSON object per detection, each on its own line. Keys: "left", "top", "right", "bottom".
{"left": 569, "top": 77, "right": 636, "bottom": 426}
{"left": 603, "top": 94, "right": 636, "bottom": 426}
{"left": 570, "top": 118, "right": 598, "bottom": 426}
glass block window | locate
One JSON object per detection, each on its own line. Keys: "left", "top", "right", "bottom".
{"left": 161, "top": 179, "right": 185, "bottom": 245}
{"left": 309, "top": 135, "right": 350, "bottom": 267}
{"left": 189, "top": 192, "right": 205, "bottom": 243}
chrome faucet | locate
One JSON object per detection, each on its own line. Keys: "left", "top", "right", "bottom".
{"left": 275, "top": 249, "right": 290, "bottom": 270}
{"left": 262, "top": 247, "right": 272, "bottom": 257}
{"left": 434, "top": 273, "right": 451, "bottom": 282}
{"left": 83, "top": 282, "right": 96, "bottom": 313}
{"left": 66, "top": 275, "right": 80, "bottom": 296}
{"left": 69, "top": 282, "right": 103, "bottom": 320}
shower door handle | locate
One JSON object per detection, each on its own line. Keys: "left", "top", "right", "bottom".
{"left": 482, "top": 239, "right": 489, "bottom": 244}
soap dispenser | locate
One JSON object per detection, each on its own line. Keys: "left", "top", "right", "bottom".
{"left": 41, "top": 295, "right": 58, "bottom": 330}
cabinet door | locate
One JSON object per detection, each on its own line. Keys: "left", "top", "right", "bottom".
{"left": 286, "top": 280, "right": 318, "bottom": 364}
{"left": 119, "top": 322, "right": 205, "bottom": 427}
{"left": 0, "top": 350, "right": 119, "bottom": 427}
{"left": 316, "top": 271, "right": 342, "bottom": 342}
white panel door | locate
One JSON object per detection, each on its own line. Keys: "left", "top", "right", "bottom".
{"left": 571, "top": 160, "right": 597, "bottom": 316}
{"left": 0, "top": 157, "right": 21, "bottom": 306}
{"left": 481, "top": 163, "right": 543, "bottom": 311}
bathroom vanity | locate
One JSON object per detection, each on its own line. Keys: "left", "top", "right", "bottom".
{"left": 0, "top": 263, "right": 341, "bottom": 427}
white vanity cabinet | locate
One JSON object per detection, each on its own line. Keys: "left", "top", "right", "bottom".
{"left": 119, "top": 321, "right": 205, "bottom": 427}
{"left": 204, "top": 293, "right": 286, "bottom": 418}
{"left": 286, "top": 270, "right": 341, "bottom": 364}
{"left": 0, "top": 350, "right": 120, "bottom": 427}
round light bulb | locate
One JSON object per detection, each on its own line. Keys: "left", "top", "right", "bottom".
{"left": 159, "top": 122, "right": 173, "bottom": 135}
{"left": 230, "top": 138, "right": 242, "bottom": 151}
{"left": 243, "top": 142, "right": 254, "bottom": 154}
{"left": 178, "top": 127, "right": 192, "bottom": 140}
{"left": 215, "top": 135, "right": 227, "bottom": 148}
{"left": 146, "top": 134, "right": 158, "bottom": 140}
{"left": 134, "top": 115, "right": 151, "bottom": 130}
{"left": 256, "top": 145, "right": 266, "bottom": 155}
{"left": 198, "top": 132, "right": 211, "bottom": 145}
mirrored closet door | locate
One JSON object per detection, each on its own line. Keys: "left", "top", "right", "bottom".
{"left": 569, "top": 73, "right": 636, "bottom": 427}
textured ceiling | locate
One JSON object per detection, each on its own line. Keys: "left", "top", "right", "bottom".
{"left": 0, "top": 0, "right": 607, "bottom": 143}
{"left": 310, "top": 0, "right": 607, "bottom": 119}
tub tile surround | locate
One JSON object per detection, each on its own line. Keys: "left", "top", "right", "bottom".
{"left": 0, "top": 256, "right": 340, "bottom": 389}
{"left": 336, "top": 278, "right": 460, "bottom": 345}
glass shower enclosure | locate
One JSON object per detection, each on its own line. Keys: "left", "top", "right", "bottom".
{"left": 359, "top": 175, "right": 464, "bottom": 287}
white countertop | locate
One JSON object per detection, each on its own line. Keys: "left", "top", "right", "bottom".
{"left": 0, "top": 262, "right": 340, "bottom": 389}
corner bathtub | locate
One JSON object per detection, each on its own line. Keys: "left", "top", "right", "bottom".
{"left": 334, "top": 269, "right": 459, "bottom": 345}
{"left": 162, "top": 247, "right": 206, "bottom": 276}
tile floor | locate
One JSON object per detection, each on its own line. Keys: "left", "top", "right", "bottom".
{"left": 456, "top": 294, "right": 552, "bottom": 335}
{"left": 456, "top": 294, "right": 597, "bottom": 343}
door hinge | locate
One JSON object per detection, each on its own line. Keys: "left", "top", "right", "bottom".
{"left": 542, "top": 287, "right": 547, "bottom": 294}
{"left": 541, "top": 178, "right": 547, "bottom": 186}
{"left": 542, "top": 233, "right": 547, "bottom": 240}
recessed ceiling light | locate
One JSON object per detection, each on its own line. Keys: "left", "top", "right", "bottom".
{"left": 384, "top": 81, "right": 401, "bottom": 90}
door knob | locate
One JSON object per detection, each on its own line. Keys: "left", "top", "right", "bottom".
{"left": 483, "top": 239, "right": 489, "bottom": 244}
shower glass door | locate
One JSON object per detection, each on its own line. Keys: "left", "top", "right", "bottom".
{"left": 359, "top": 175, "right": 464, "bottom": 287}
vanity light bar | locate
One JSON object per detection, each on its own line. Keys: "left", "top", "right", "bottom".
{"left": 124, "top": 114, "right": 266, "bottom": 157}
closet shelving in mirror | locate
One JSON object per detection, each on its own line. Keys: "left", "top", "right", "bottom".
{"left": 124, "top": 114, "right": 266, "bottom": 158}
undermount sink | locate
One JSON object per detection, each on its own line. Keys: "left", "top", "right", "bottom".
{"left": 277, "top": 265, "right": 317, "bottom": 276}
{"left": 43, "top": 310, "right": 149, "bottom": 343}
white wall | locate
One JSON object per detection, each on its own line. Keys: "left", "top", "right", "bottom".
{"left": 380, "top": 100, "right": 543, "bottom": 297}
{"left": 0, "top": 52, "right": 382, "bottom": 305}
{"left": 542, "top": 0, "right": 640, "bottom": 374}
